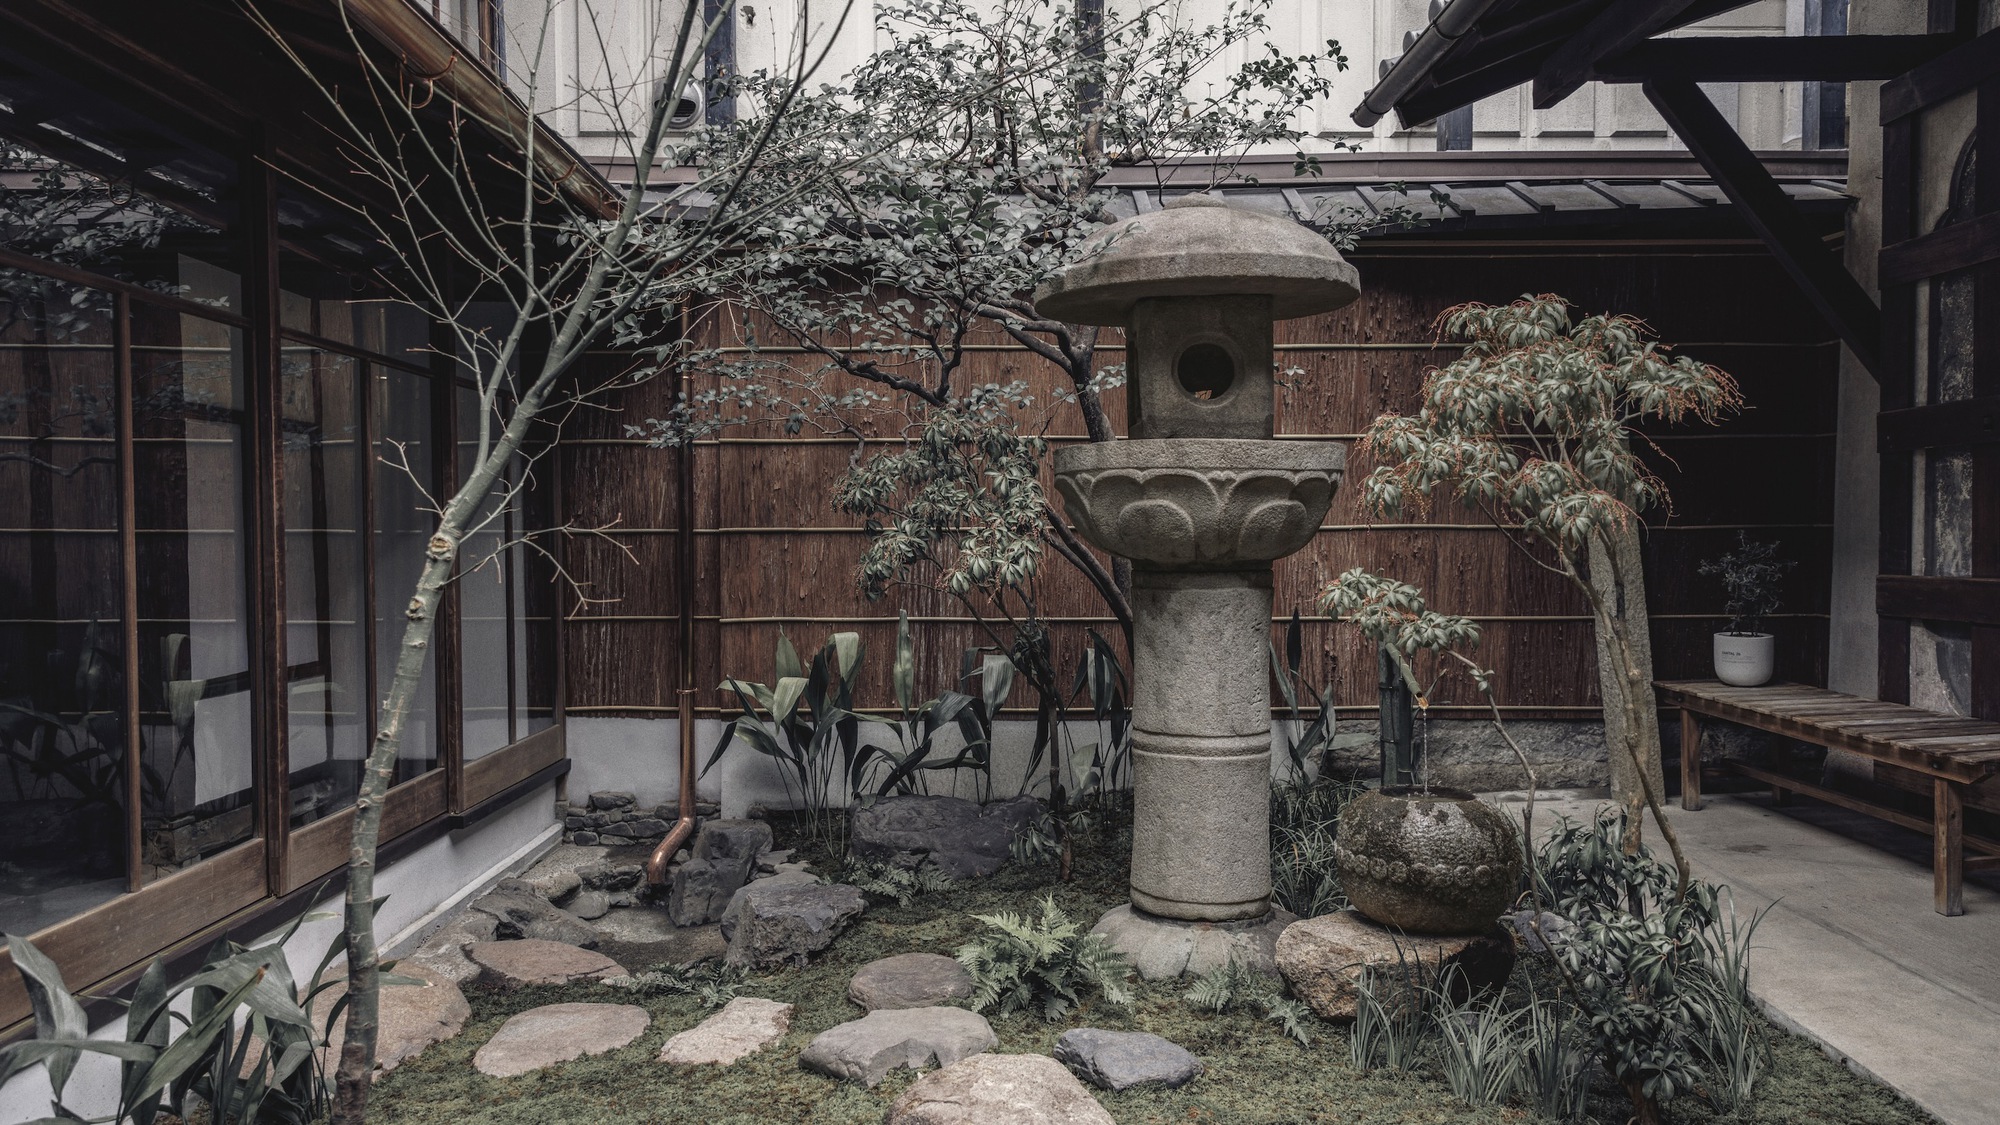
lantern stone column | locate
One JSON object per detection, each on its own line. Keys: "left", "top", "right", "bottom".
{"left": 1036, "top": 195, "right": 1360, "bottom": 978}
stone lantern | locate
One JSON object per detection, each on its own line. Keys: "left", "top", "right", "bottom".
{"left": 1035, "top": 194, "right": 1360, "bottom": 978}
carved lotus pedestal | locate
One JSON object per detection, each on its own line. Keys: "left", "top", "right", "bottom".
{"left": 1055, "top": 439, "right": 1342, "bottom": 952}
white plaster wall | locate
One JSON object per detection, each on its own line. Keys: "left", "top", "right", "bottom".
{"left": 504, "top": 0, "right": 1814, "bottom": 156}
{"left": 0, "top": 783, "right": 560, "bottom": 1123}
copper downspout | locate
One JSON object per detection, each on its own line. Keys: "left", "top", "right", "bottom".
{"left": 647, "top": 362, "right": 700, "bottom": 885}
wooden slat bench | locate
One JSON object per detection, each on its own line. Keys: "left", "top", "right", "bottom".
{"left": 1658, "top": 680, "right": 2000, "bottom": 916}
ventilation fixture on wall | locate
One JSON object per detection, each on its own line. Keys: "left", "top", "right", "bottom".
{"left": 664, "top": 81, "right": 705, "bottom": 130}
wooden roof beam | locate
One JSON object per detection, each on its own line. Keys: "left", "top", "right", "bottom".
{"left": 1642, "top": 77, "right": 1880, "bottom": 377}
{"left": 1596, "top": 34, "right": 1959, "bottom": 82}
{"left": 1534, "top": 0, "right": 1702, "bottom": 109}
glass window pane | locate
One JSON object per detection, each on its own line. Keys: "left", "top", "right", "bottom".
{"left": 0, "top": 272, "right": 127, "bottom": 935}
{"left": 282, "top": 346, "right": 373, "bottom": 824}
{"left": 132, "top": 306, "right": 255, "bottom": 880}
{"left": 457, "top": 383, "right": 512, "bottom": 759}
{"left": 512, "top": 450, "right": 557, "bottom": 738}
{"left": 373, "top": 367, "right": 439, "bottom": 774}
{"left": 1, "top": 141, "right": 242, "bottom": 313}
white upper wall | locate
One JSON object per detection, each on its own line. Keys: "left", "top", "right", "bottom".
{"left": 493, "top": 0, "right": 1820, "bottom": 156}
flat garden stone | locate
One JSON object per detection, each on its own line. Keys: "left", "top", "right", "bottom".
{"left": 465, "top": 889, "right": 601, "bottom": 947}
{"left": 467, "top": 940, "right": 627, "bottom": 989}
{"left": 849, "top": 794, "right": 1039, "bottom": 879}
{"left": 797, "top": 1006, "right": 997, "bottom": 1086}
{"left": 885, "top": 1053, "right": 1116, "bottom": 1124}
{"left": 473, "top": 1002, "right": 649, "bottom": 1077}
{"left": 722, "top": 882, "right": 867, "bottom": 969}
{"left": 847, "top": 953, "right": 975, "bottom": 1010}
{"left": 311, "top": 963, "right": 469, "bottom": 1079}
{"left": 1273, "top": 909, "right": 1514, "bottom": 1021}
{"left": 658, "top": 996, "right": 794, "bottom": 1065}
{"left": 1053, "top": 1028, "right": 1202, "bottom": 1091}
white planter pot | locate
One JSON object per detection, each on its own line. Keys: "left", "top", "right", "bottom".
{"left": 1713, "top": 632, "right": 1775, "bottom": 687}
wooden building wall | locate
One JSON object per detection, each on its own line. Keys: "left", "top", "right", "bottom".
{"left": 558, "top": 238, "right": 1838, "bottom": 722}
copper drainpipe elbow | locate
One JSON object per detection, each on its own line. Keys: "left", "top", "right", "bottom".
{"left": 646, "top": 687, "right": 700, "bottom": 885}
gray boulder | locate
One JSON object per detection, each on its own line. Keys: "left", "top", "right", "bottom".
{"left": 847, "top": 953, "right": 975, "bottom": 1011}
{"left": 567, "top": 890, "right": 612, "bottom": 920}
{"left": 465, "top": 890, "right": 601, "bottom": 948}
{"left": 722, "top": 882, "right": 867, "bottom": 969}
{"left": 1053, "top": 1028, "right": 1202, "bottom": 1091}
{"left": 590, "top": 791, "right": 636, "bottom": 810}
{"left": 797, "top": 1007, "right": 997, "bottom": 1086}
{"left": 668, "top": 819, "right": 775, "bottom": 926}
{"left": 849, "top": 795, "right": 1040, "bottom": 879}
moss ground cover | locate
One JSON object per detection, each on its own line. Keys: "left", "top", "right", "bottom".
{"left": 367, "top": 814, "right": 1934, "bottom": 1125}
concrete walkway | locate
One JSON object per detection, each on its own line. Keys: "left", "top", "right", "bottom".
{"left": 1508, "top": 788, "right": 2000, "bottom": 1125}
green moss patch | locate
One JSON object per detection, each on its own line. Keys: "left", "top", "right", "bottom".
{"left": 368, "top": 816, "right": 1935, "bottom": 1125}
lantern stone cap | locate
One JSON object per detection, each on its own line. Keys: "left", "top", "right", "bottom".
{"left": 1033, "top": 193, "right": 1361, "bottom": 326}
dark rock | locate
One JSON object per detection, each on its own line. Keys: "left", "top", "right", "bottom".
{"left": 721, "top": 882, "right": 866, "bottom": 968}
{"left": 756, "top": 848, "right": 794, "bottom": 872}
{"left": 565, "top": 815, "right": 589, "bottom": 830}
{"left": 667, "top": 819, "right": 773, "bottom": 926}
{"left": 798, "top": 1006, "right": 995, "bottom": 1086}
{"left": 621, "top": 817, "right": 671, "bottom": 837}
{"left": 849, "top": 795, "right": 1039, "bottom": 879}
{"left": 696, "top": 802, "right": 721, "bottom": 817}
{"left": 847, "top": 953, "right": 975, "bottom": 1011}
{"left": 1054, "top": 1028, "right": 1202, "bottom": 1091}
{"left": 494, "top": 877, "right": 538, "bottom": 897}
{"left": 571, "top": 831, "right": 600, "bottom": 846}
{"left": 590, "top": 791, "right": 636, "bottom": 811}
{"left": 466, "top": 891, "right": 602, "bottom": 948}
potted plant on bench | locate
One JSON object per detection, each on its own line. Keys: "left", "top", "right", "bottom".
{"left": 1698, "top": 533, "right": 1795, "bottom": 687}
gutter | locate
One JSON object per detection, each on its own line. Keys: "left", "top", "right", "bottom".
{"left": 647, "top": 357, "right": 702, "bottom": 887}
{"left": 1352, "top": 0, "right": 1509, "bottom": 129}
{"left": 337, "top": 0, "right": 620, "bottom": 218}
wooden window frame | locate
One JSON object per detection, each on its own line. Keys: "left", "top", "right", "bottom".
{"left": 0, "top": 142, "right": 568, "bottom": 1036}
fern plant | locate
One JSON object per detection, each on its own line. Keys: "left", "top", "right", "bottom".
{"left": 955, "top": 896, "right": 1131, "bottom": 1021}
{"left": 1183, "top": 957, "right": 1317, "bottom": 1046}
{"left": 837, "top": 856, "right": 956, "bottom": 907}
{"left": 602, "top": 962, "right": 748, "bottom": 1010}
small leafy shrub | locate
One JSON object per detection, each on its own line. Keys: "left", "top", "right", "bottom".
{"left": 1699, "top": 532, "right": 1796, "bottom": 636}
{"left": 1269, "top": 776, "right": 1354, "bottom": 919}
{"left": 955, "top": 895, "right": 1131, "bottom": 1020}
{"left": 1, "top": 917, "right": 346, "bottom": 1125}
{"left": 1182, "top": 957, "right": 1317, "bottom": 1046}
{"left": 1519, "top": 997, "right": 1594, "bottom": 1123}
{"left": 1536, "top": 809, "right": 1771, "bottom": 1124}
{"left": 603, "top": 961, "right": 748, "bottom": 1010}
{"left": 1427, "top": 972, "right": 1524, "bottom": 1107}
{"left": 837, "top": 855, "right": 955, "bottom": 906}
{"left": 1347, "top": 962, "right": 1437, "bottom": 1073}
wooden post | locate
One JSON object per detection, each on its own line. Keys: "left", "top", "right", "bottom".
{"left": 1680, "top": 706, "right": 1702, "bottom": 811}
{"left": 1935, "top": 778, "right": 1965, "bottom": 916}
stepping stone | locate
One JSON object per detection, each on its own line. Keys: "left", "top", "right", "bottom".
{"left": 1273, "top": 909, "right": 1514, "bottom": 1021}
{"left": 798, "top": 1006, "right": 997, "bottom": 1086}
{"left": 886, "top": 1053, "right": 1116, "bottom": 1124}
{"left": 658, "top": 996, "right": 795, "bottom": 1065}
{"left": 722, "top": 882, "right": 867, "bottom": 969}
{"left": 465, "top": 889, "right": 601, "bottom": 947}
{"left": 849, "top": 794, "right": 1040, "bottom": 879}
{"left": 473, "top": 1001, "right": 650, "bottom": 1077}
{"left": 1053, "top": 1028, "right": 1202, "bottom": 1092}
{"left": 848, "top": 953, "right": 975, "bottom": 1011}
{"left": 311, "top": 963, "right": 470, "bottom": 1079}
{"left": 467, "top": 940, "right": 627, "bottom": 989}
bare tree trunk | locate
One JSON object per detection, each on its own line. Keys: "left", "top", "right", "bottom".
{"left": 331, "top": 401, "right": 537, "bottom": 1123}
{"left": 1588, "top": 521, "right": 1664, "bottom": 818}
